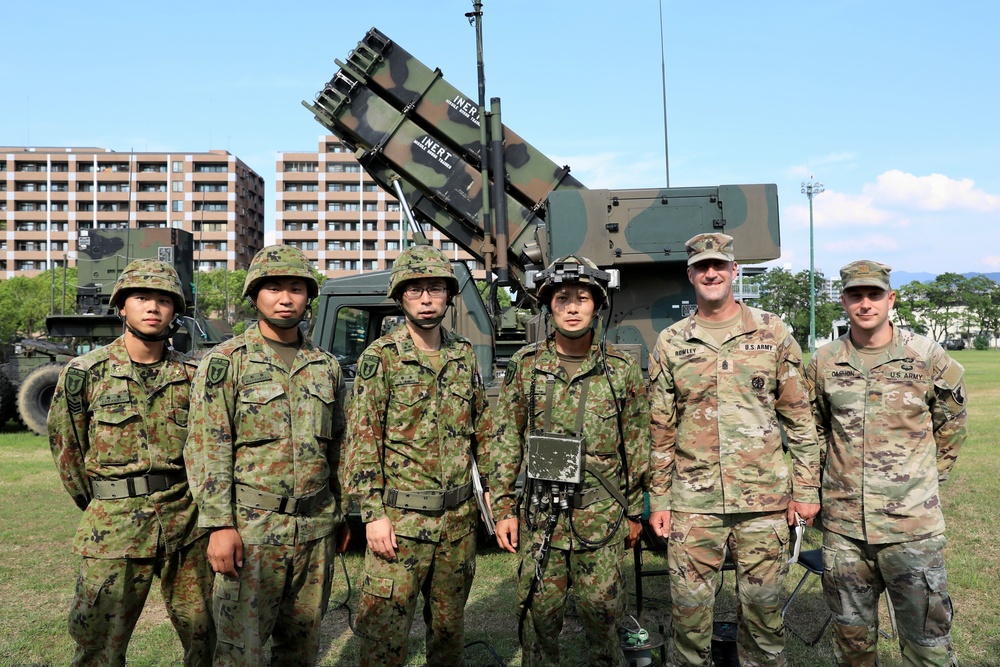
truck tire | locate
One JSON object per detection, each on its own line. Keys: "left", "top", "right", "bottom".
{"left": 0, "top": 374, "right": 16, "bottom": 428}
{"left": 17, "top": 364, "right": 64, "bottom": 437}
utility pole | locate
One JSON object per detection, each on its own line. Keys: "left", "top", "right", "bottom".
{"left": 801, "top": 179, "right": 825, "bottom": 352}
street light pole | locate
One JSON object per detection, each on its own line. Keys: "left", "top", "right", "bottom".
{"left": 801, "top": 180, "right": 825, "bottom": 353}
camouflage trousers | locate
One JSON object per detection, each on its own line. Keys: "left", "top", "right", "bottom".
{"left": 68, "top": 533, "right": 214, "bottom": 667}
{"left": 516, "top": 536, "right": 627, "bottom": 667}
{"left": 213, "top": 533, "right": 336, "bottom": 667}
{"left": 667, "top": 511, "right": 790, "bottom": 667}
{"left": 822, "top": 531, "right": 959, "bottom": 667}
{"left": 356, "top": 531, "right": 476, "bottom": 667}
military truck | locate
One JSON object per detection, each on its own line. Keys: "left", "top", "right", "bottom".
{"left": 302, "top": 26, "right": 781, "bottom": 389}
{"left": 0, "top": 228, "right": 232, "bottom": 435}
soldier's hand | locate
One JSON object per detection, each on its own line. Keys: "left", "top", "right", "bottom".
{"left": 649, "top": 510, "right": 671, "bottom": 538}
{"left": 626, "top": 519, "right": 643, "bottom": 549}
{"left": 208, "top": 527, "right": 244, "bottom": 577}
{"left": 366, "top": 517, "right": 397, "bottom": 560}
{"left": 336, "top": 522, "right": 351, "bottom": 554}
{"left": 787, "top": 501, "right": 821, "bottom": 526}
{"left": 495, "top": 517, "right": 519, "bottom": 553}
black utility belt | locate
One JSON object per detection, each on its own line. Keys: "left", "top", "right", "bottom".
{"left": 235, "top": 483, "right": 331, "bottom": 516}
{"left": 383, "top": 482, "right": 473, "bottom": 512}
{"left": 90, "top": 471, "right": 187, "bottom": 500}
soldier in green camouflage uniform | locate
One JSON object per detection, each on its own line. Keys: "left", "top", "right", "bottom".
{"left": 490, "top": 255, "right": 650, "bottom": 667}
{"left": 807, "top": 260, "right": 967, "bottom": 667}
{"left": 48, "top": 259, "right": 214, "bottom": 666}
{"left": 184, "top": 245, "right": 347, "bottom": 666}
{"left": 647, "top": 233, "right": 822, "bottom": 667}
{"left": 345, "top": 244, "right": 490, "bottom": 667}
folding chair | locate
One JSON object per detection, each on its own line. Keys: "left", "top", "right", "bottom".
{"left": 780, "top": 548, "right": 833, "bottom": 645}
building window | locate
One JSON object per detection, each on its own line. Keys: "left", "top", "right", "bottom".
{"left": 284, "top": 240, "right": 317, "bottom": 251}
{"left": 363, "top": 241, "right": 377, "bottom": 251}
{"left": 51, "top": 182, "right": 68, "bottom": 192}
{"left": 363, "top": 203, "right": 379, "bottom": 212}
{"left": 195, "top": 183, "right": 228, "bottom": 193}
{"left": 194, "top": 163, "right": 228, "bottom": 173}
{"left": 441, "top": 241, "right": 457, "bottom": 251}
{"left": 198, "top": 241, "right": 228, "bottom": 252}
{"left": 173, "top": 181, "right": 184, "bottom": 192}
{"left": 362, "top": 260, "right": 378, "bottom": 271}
{"left": 138, "top": 162, "right": 167, "bottom": 173}
{"left": 327, "top": 183, "right": 343, "bottom": 192}
{"left": 327, "top": 202, "right": 360, "bottom": 212}
{"left": 172, "top": 161, "right": 184, "bottom": 173}
{"left": 326, "top": 221, "right": 359, "bottom": 232}
{"left": 285, "top": 162, "right": 319, "bottom": 173}
{"left": 363, "top": 221, "right": 377, "bottom": 232}
{"left": 284, "top": 222, "right": 318, "bottom": 231}
{"left": 364, "top": 184, "right": 380, "bottom": 192}
{"left": 326, "top": 143, "right": 350, "bottom": 153}
{"left": 385, "top": 240, "right": 400, "bottom": 251}
{"left": 194, "top": 222, "right": 227, "bottom": 232}
{"left": 285, "top": 182, "right": 319, "bottom": 192}
{"left": 386, "top": 220, "right": 402, "bottom": 231}
{"left": 138, "top": 221, "right": 167, "bottom": 229}
{"left": 194, "top": 202, "right": 228, "bottom": 212}
{"left": 172, "top": 201, "right": 183, "bottom": 212}
{"left": 138, "top": 183, "right": 167, "bottom": 193}
{"left": 386, "top": 203, "right": 401, "bottom": 213}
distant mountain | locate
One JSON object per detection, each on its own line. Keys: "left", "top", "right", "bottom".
{"left": 892, "top": 271, "right": 1000, "bottom": 285}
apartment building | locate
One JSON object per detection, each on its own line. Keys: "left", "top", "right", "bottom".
{"left": 1, "top": 147, "right": 265, "bottom": 277}
{"left": 275, "top": 136, "right": 477, "bottom": 277}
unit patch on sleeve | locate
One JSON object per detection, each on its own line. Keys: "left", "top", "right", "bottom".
{"left": 359, "top": 354, "right": 381, "bottom": 381}
{"left": 206, "top": 357, "right": 230, "bottom": 386}
{"left": 65, "top": 367, "right": 87, "bottom": 413}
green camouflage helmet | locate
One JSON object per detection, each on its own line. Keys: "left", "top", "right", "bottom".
{"left": 243, "top": 244, "right": 319, "bottom": 299}
{"left": 535, "top": 255, "right": 609, "bottom": 310}
{"left": 110, "top": 259, "right": 186, "bottom": 313}
{"left": 387, "top": 244, "right": 459, "bottom": 299}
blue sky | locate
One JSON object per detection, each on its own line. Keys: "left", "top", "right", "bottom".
{"left": 4, "top": 0, "right": 997, "bottom": 277}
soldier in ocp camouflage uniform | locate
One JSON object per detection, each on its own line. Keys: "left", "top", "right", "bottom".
{"left": 345, "top": 244, "right": 490, "bottom": 667}
{"left": 807, "top": 260, "right": 967, "bottom": 667}
{"left": 648, "top": 233, "right": 822, "bottom": 667}
{"left": 48, "top": 259, "right": 214, "bottom": 666}
{"left": 490, "top": 255, "right": 650, "bottom": 667}
{"left": 184, "top": 245, "right": 347, "bottom": 666}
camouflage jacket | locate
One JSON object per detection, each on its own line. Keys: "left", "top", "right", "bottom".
{"left": 344, "top": 324, "right": 490, "bottom": 542}
{"left": 185, "top": 323, "right": 346, "bottom": 545}
{"left": 648, "top": 303, "right": 821, "bottom": 514}
{"left": 489, "top": 337, "right": 650, "bottom": 550}
{"left": 807, "top": 326, "right": 967, "bottom": 544}
{"left": 48, "top": 336, "right": 203, "bottom": 558}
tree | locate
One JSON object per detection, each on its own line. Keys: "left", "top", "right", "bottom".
{"left": 754, "top": 267, "right": 838, "bottom": 350}
{"left": 0, "top": 269, "right": 78, "bottom": 344}
{"left": 964, "top": 275, "right": 1000, "bottom": 346}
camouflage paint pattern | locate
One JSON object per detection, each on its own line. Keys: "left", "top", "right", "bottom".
{"left": 355, "top": 532, "right": 476, "bottom": 667}
{"left": 490, "top": 336, "right": 650, "bottom": 545}
{"left": 334, "top": 28, "right": 587, "bottom": 207}
{"left": 516, "top": 540, "right": 627, "bottom": 667}
{"left": 212, "top": 538, "right": 336, "bottom": 667}
{"left": 69, "top": 536, "right": 213, "bottom": 667}
{"left": 185, "top": 322, "right": 346, "bottom": 545}
{"left": 667, "top": 511, "right": 790, "bottom": 667}
{"left": 489, "top": 336, "right": 648, "bottom": 665}
{"left": 49, "top": 336, "right": 204, "bottom": 556}
{"left": 648, "top": 302, "right": 821, "bottom": 514}
{"left": 806, "top": 327, "right": 967, "bottom": 544}
{"left": 822, "top": 532, "right": 958, "bottom": 667}
{"left": 48, "top": 335, "right": 213, "bottom": 665}
{"left": 74, "top": 228, "right": 196, "bottom": 316}
{"left": 185, "top": 322, "right": 346, "bottom": 664}
{"left": 344, "top": 324, "right": 489, "bottom": 540}
{"left": 344, "top": 323, "right": 489, "bottom": 666}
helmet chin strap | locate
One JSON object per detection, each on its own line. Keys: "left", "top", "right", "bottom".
{"left": 554, "top": 323, "right": 593, "bottom": 340}
{"left": 123, "top": 317, "right": 178, "bottom": 342}
{"left": 254, "top": 302, "right": 311, "bottom": 330}
{"left": 403, "top": 309, "right": 445, "bottom": 330}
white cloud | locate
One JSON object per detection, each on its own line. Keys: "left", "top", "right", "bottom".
{"left": 864, "top": 170, "right": 1000, "bottom": 212}
{"left": 983, "top": 256, "right": 1000, "bottom": 270}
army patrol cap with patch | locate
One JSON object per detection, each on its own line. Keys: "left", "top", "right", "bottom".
{"left": 685, "top": 233, "right": 735, "bottom": 266}
{"left": 840, "top": 260, "right": 892, "bottom": 292}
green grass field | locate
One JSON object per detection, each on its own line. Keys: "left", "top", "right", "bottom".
{"left": 1, "top": 349, "right": 997, "bottom": 666}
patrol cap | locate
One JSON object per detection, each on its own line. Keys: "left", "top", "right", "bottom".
{"left": 840, "top": 260, "right": 892, "bottom": 291}
{"left": 685, "top": 233, "right": 735, "bottom": 266}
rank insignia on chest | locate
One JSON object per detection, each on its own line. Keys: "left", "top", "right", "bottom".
{"left": 206, "top": 357, "right": 230, "bottom": 386}
{"left": 720, "top": 359, "right": 735, "bottom": 373}
{"left": 359, "top": 355, "right": 380, "bottom": 381}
